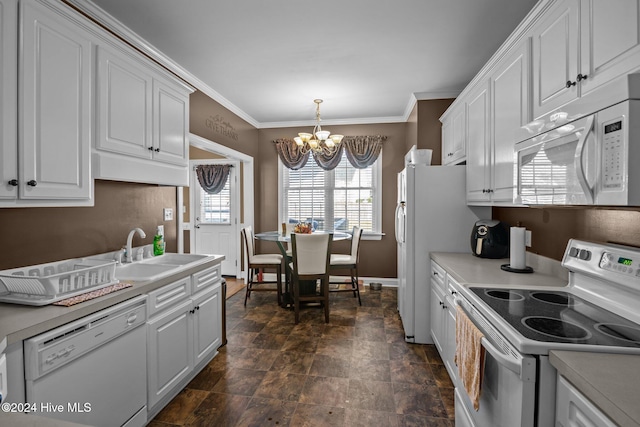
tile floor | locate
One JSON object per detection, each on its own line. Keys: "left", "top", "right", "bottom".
{"left": 148, "top": 280, "right": 455, "bottom": 426}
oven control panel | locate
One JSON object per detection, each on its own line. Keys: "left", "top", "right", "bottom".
{"left": 599, "top": 251, "right": 639, "bottom": 276}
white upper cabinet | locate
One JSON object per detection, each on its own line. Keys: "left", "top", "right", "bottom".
{"left": 153, "top": 78, "right": 190, "bottom": 166}
{"left": 96, "top": 45, "right": 152, "bottom": 160}
{"left": 531, "top": 0, "right": 579, "bottom": 119}
{"left": 465, "top": 82, "right": 491, "bottom": 204}
{"left": 15, "top": 0, "right": 93, "bottom": 204}
{"left": 491, "top": 40, "right": 531, "bottom": 203}
{"left": 0, "top": 0, "right": 17, "bottom": 201}
{"left": 441, "top": 105, "right": 466, "bottom": 165}
{"left": 532, "top": 0, "right": 640, "bottom": 119}
{"left": 579, "top": 0, "right": 640, "bottom": 97}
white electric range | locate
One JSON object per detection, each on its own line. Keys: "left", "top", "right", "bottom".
{"left": 453, "top": 239, "right": 640, "bottom": 427}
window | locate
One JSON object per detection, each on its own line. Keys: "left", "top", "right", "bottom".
{"left": 279, "top": 150, "right": 382, "bottom": 235}
{"left": 198, "top": 178, "right": 231, "bottom": 224}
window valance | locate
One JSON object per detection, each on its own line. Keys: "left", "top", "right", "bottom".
{"left": 195, "top": 164, "right": 233, "bottom": 194}
{"left": 273, "top": 135, "right": 386, "bottom": 170}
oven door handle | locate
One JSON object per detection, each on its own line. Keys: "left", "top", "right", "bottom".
{"left": 455, "top": 299, "right": 523, "bottom": 377}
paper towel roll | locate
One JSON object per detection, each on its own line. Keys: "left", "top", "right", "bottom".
{"left": 510, "top": 227, "right": 526, "bottom": 270}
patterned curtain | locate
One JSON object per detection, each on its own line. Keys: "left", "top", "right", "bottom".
{"left": 273, "top": 136, "right": 386, "bottom": 170}
{"left": 274, "top": 138, "right": 310, "bottom": 170}
{"left": 195, "top": 164, "right": 232, "bottom": 194}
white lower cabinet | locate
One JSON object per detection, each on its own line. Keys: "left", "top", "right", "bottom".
{"left": 555, "top": 375, "right": 616, "bottom": 427}
{"left": 146, "top": 266, "right": 222, "bottom": 412}
{"left": 430, "top": 261, "right": 458, "bottom": 383}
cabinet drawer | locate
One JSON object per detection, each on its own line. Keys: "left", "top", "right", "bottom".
{"left": 446, "top": 276, "right": 461, "bottom": 301}
{"left": 431, "top": 261, "right": 446, "bottom": 290}
{"left": 192, "top": 265, "right": 221, "bottom": 294}
{"left": 147, "top": 277, "right": 190, "bottom": 317}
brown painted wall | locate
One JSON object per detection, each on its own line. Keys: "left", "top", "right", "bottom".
{"left": 493, "top": 206, "right": 640, "bottom": 261}
{"left": 417, "top": 99, "right": 454, "bottom": 164}
{"left": 0, "top": 180, "right": 177, "bottom": 269}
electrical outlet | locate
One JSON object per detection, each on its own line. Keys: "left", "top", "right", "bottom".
{"left": 525, "top": 230, "right": 532, "bottom": 247}
{"left": 163, "top": 208, "right": 174, "bottom": 221}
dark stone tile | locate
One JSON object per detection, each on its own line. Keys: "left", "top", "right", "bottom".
{"left": 227, "top": 331, "right": 259, "bottom": 347}
{"left": 261, "top": 320, "right": 296, "bottom": 335}
{"left": 187, "top": 392, "right": 251, "bottom": 427}
{"left": 253, "top": 370, "right": 307, "bottom": 401}
{"left": 187, "top": 365, "right": 225, "bottom": 391}
{"left": 397, "top": 414, "right": 452, "bottom": 427}
{"left": 230, "top": 348, "right": 281, "bottom": 371}
{"left": 211, "top": 368, "right": 266, "bottom": 396}
{"left": 392, "top": 382, "right": 448, "bottom": 418}
{"left": 234, "top": 397, "right": 296, "bottom": 427}
{"left": 322, "top": 325, "right": 355, "bottom": 339}
{"left": 390, "top": 360, "right": 436, "bottom": 385}
{"left": 424, "top": 345, "right": 445, "bottom": 365}
{"left": 388, "top": 342, "right": 429, "bottom": 363}
{"left": 431, "top": 364, "right": 454, "bottom": 388}
{"left": 281, "top": 335, "right": 320, "bottom": 353}
{"left": 233, "top": 319, "right": 267, "bottom": 333}
{"left": 355, "top": 326, "right": 387, "bottom": 342}
{"left": 439, "top": 386, "right": 456, "bottom": 419}
{"left": 349, "top": 358, "right": 391, "bottom": 382}
{"left": 309, "top": 354, "right": 351, "bottom": 378}
{"left": 243, "top": 308, "right": 280, "bottom": 323}
{"left": 346, "top": 379, "right": 396, "bottom": 412}
{"left": 355, "top": 316, "right": 385, "bottom": 329}
{"left": 316, "top": 338, "right": 354, "bottom": 360}
{"left": 352, "top": 340, "right": 390, "bottom": 360}
{"left": 290, "top": 322, "right": 325, "bottom": 338}
{"left": 290, "top": 403, "right": 346, "bottom": 427}
{"left": 269, "top": 351, "right": 314, "bottom": 375}
{"left": 249, "top": 333, "right": 288, "bottom": 350}
{"left": 344, "top": 408, "right": 400, "bottom": 427}
{"left": 153, "top": 388, "right": 209, "bottom": 424}
{"left": 299, "top": 376, "right": 350, "bottom": 408}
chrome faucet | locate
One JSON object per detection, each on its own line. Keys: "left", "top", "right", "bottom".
{"left": 125, "top": 228, "right": 146, "bottom": 263}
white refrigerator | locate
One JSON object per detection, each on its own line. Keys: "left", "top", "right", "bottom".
{"left": 395, "top": 164, "right": 489, "bottom": 344}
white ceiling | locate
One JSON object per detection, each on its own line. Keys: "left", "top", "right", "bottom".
{"left": 84, "top": 0, "right": 538, "bottom": 128}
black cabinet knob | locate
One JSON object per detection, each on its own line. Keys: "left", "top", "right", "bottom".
{"left": 154, "top": 148, "right": 160, "bottom": 152}
{"left": 27, "top": 180, "right": 37, "bottom": 187}
{"left": 148, "top": 146, "right": 153, "bottom": 151}
{"left": 8, "top": 179, "right": 18, "bottom": 186}
{"left": 577, "top": 73, "right": 588, "bottom": 81}
{"left": 566, "top": 80, "right": 577, "bottom": 88}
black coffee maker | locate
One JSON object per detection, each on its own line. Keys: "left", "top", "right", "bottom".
{"left": 470, "top": 220, "right": 509, "bottom": 259}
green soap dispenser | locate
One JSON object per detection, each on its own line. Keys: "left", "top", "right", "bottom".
{"left": 153, "top": 225, "right": 165, "bottom": 256}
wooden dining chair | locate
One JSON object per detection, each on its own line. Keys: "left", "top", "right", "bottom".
{"left": 291, "top": 233, "right": 332, "bottom": 324}
{"left": 329, "top": 226, "right": 363, "bottom": 305}
{"left": 241, "top": 226, "right": 283, "bottom": 306}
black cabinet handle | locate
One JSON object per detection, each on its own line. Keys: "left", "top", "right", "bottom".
{"left": 27, "top": 180, "right": 37, "bottom": 187}
{"left": 154, "top": 148, "right": 160, "bottom": 152}
{"left": 566, "top": 80, "right": 577, "bottom": 88}
{"left": 577, "top": 73, "right": 588, "bottom": 82}
{"left": 148, "top": 146, "right": 153, "bottom": 151}
{"left": 8, "top": 179, "right": 18, "bottom": 186}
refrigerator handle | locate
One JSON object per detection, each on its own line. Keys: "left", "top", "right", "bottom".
{"left": 395, "top": 203, "right": 405, "bottom": 244}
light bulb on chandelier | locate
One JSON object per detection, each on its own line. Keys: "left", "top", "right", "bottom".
{"left": 294, "top": 99, "right": 344, "bottom": 154}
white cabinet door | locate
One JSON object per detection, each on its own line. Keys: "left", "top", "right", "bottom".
{"left": 579, "top": 0, "right": 640, "bottom": 97}
{"left": 442, "top": 106, "right": 466, "bottom": 165}
{"left": 0, "top": 0, "right": 17, "bottom": 201}
{"left": 491, "top": 40, "right": 531, "bottom": 203}
{"left": 96, "top": 45, "right": 152, "bottom": 159}
{"left": 429, "top": 282, "right": 445, "bottom": 354}
{"left": 531, "top": 0, "right": 580, "bottom": 120}
{"left": 192, "top": 284, "right": 221, "bottom": 366}
{"left": 147, "top": 298, "right": 194, "bottom": 409}
{"left": 556, "top": 375, "right": 616, "bottom": 427}
{"left": 153, "top": 79, "right": 189, "bottom": 166}
{"left": 466, "top": 82, "right": 491, "bottom": 203}
{"left": 444, "top": 297, "right": 458, "bottom": 384}
{"left": 20, "top": 0, "right": 92, "bottom": 200}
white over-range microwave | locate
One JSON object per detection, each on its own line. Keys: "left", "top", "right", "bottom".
{"left": 515, "top": 100, "right": 640, "bottom": 205}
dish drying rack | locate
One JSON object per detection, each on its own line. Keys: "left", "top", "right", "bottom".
{"left": 0, "top": 258, "right": 118, "bottom": 306}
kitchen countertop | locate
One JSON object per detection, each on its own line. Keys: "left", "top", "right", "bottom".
{"left": 430, "top": 252, "right": 568, "bottom": 288}
{"left": 550, "top": 350, "right": 640, "bottom": 427}
{"left": 0, "top": 254, "right": 224, "bottom": 349}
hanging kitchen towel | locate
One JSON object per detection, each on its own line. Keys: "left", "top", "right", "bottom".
{"left": 455, "top": 305, "right": 486, "bottom": 411}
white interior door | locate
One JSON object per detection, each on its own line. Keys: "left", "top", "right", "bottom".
{"left": 192, "top": 160, "right": 239, "bottom": 276}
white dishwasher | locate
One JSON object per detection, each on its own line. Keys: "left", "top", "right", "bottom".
{"left": 24, "top": 295, "right": 148, "bottom": 427}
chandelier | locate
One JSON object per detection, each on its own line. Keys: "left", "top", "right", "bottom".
{"left": 294, "top": 99, "right": 344, "bottom": 154}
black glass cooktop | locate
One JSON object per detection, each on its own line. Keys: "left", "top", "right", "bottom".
{"left": 470, "top": 288, "right": 640, "bottom": 347}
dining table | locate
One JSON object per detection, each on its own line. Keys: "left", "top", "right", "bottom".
{"left": 254, "top": 230, "right": 351, "bottom": 306}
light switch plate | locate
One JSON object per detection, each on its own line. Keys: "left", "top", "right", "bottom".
{"left": 163, "top": 208, "right": 174, "bottom": 221}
